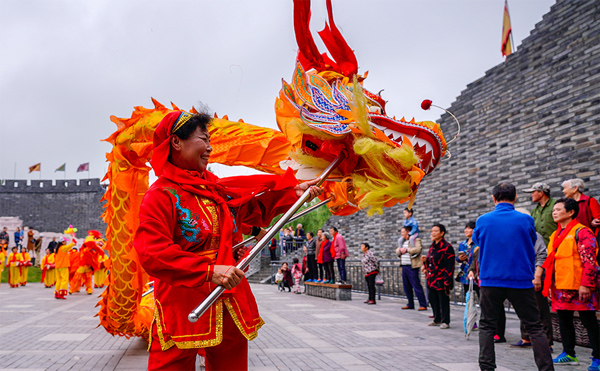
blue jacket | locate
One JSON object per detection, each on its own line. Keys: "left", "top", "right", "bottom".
{"left": 472, "top": 202, "right": 536, "bottom": 289}
{"left": 403, "top": 217, "right": 419, "bottom": 236}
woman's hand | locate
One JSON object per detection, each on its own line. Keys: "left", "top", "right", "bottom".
{"left": 294, "top": 178, "right": 324, "bottom": 201}
{"left": 467, "top": 271, "right": 475, "bottom": 280}
{"left": 579, "top": 285, "right": 592, "bottom": 302}
{"left": 532, "top": 276, "right": 542, "bottom": 291}
{"left": 211, "top": 265, "right": 245, "bottom": 290}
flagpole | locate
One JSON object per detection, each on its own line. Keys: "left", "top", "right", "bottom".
{"left": 506, "top": 0, "right": 515, "bottom": 52}
{"left": 14, "top": 162, "right": 16, "bottom": 179}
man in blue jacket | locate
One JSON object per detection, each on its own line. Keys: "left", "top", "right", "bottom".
{"left": 471, "top": 183, "right": 553, "bottom": 371}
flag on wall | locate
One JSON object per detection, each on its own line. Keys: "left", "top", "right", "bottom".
{"left": 76, "top": 163, "right": 89, "bottom": 172}
{"left": 501, "top": 0, "right": 513, "bottom": 57}
{"left": 29, "top": 163, "right": 41, "bottom": 173}
{"left": 55, "top": 163, "right": 66, "bottom": 172}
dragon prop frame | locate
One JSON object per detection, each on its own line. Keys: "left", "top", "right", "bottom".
{"left": 98, "top": 0, "right": 455, "bottom": 339}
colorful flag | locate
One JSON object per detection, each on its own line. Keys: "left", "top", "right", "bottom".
{"left": 76, "top": 163, "right": 89, "bottom": 172}
{"left": 55, "top": 163, "right": 66, "bottom": 172}
{"left": 28, "top": 163, "right": 41, "bottom": 173}
{"left": 501, "top": 0, "right": 513, "bottom": 57}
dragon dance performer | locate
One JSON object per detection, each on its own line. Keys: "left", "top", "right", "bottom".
{"left": 71, "top": 231, "right": 105, "bottom": 295}
{"left": 94, "top": 252, "right": 108, "bottom": 288}
{"left": 134, "top": 111, "right": 322, "bottom": 370}
{"left": 68, "top": 246, "right": 81, "bottom": 293}
{"left": 54, "top": 237, "right": 76, "bottom": 299}
{"left": 19, "top": 248, "right": 32, "bottom": 286}
{"left": 40, "top": 248, "right": 56, "bottom": 288}
{"left": 7, "top": 246, "right": 23, "bottom": 288}
{"left": 0, "top": 246, "right": 5, "bottom": 287}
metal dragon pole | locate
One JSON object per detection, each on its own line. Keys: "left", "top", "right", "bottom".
{"left": 140, "top": 197, "right": 332, "bottom": 298}
{"left": 188, "top": 153, "right": 346, "bottom": 322}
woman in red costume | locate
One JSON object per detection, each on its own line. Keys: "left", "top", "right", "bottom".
{"left": 134, "top": 110, "right": 322, "bottom": 370}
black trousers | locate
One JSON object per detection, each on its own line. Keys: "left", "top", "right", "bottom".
{"left": 307, "top": 254, "right": 317, "bottom": 280}
{"left": 520, "top": 289, "right": 553, "bottom": 345}
{"left": 479, "top": 287, "right": 553, "bottom": 371}
{"left": 317, "top": 263, "right": 324, "bottom": 280}
{"left": 365, "top": 274, "right": 376, "bottom": 302}
{"left": 324, "top": 262, "right": 335, "bottom": 282}
{"left": 557, "top": 310, "right": 599, "bottom": 359}
{"left": 428, "top": 288, "right": 450, "bottom": 324}
{"left": 269, "top": 248, "right": 277, "bottom": 261}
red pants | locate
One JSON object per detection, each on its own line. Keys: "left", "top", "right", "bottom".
{"left": 149, "top": 308, "right": 248, "bottom": 371}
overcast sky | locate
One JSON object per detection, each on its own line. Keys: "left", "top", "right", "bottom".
{"left": 0, "top": 0, "right": 555, "bottom": 182}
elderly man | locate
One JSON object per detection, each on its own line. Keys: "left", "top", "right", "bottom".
{"left": 562, "top": 178, "right": 600, "bottom": 237}
{"left": 523, "top": 182, "right": 557, "bottom": 245}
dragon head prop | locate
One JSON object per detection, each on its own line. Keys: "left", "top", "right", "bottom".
{"left": 275, "top": 0, "right": 448, "bottom": 215}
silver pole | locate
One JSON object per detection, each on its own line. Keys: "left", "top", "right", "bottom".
{"left": 141, "top": 197, "right": 333, "bottom": 298}
{"left": 188, "top": 153, "right": 346, "bottom": 322}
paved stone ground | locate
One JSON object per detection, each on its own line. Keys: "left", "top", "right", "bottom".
{"left": 0, "top": 282, "right": 594, "bottom": 370}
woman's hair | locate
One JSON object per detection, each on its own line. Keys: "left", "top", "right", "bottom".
{"left": 433, "top": 223, "right": 447, "bottom": 237}
{"left": 281, "top": 262, "right": 288, "bottom": 267}
{"left": 465, "top": 221, "right": 476, "bottom": 229}
{"left": 173, "top": 112, "right": 212, "bottom": 140}
{"left": 293, "top": 257, "right": 299, "bottom": 264}
{"left": 362, "top": 242, "right": 370, "bottom": 249}
{"left": 562, "top": 178, "right": 585, "bottom": 193}
{"left": 323, "top": 232, "right": 332, "bottom": 240}
{"left": 555, "top": 198, "right": 580, "bottom": 219}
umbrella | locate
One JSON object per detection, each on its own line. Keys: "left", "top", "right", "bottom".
{"left": 464, "top": 277, "right": 478, "bottom": 339}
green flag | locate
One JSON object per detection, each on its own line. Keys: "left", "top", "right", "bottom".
{"left": 55, "top": 163, "right": 66, "bottom": 172}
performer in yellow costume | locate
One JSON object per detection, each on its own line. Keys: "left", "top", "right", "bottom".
{"left": 94, "top": 253, "right": 108, "bottom": 289}
{"left": 40, "top": 248, "right": 56, "bottom": 288}
{"left": 7, "top": 246, "right": 23, "bottom": 288}
{"left": 20, "top": 248, "right": 32, "bottom": 286}
{"left": 54, "top": 237, "right": 76, "bottom": 299}
{"left": 0, "top": 246, "right": 6, "bottom": 287}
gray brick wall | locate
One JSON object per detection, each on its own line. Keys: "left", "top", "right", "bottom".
{"left": 326, "top": 0, "right": 600, "bottom": 259}
{"left": 0, "top": 178, "right": 106, "bottom": 234}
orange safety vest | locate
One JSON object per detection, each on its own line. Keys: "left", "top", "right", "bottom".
{"left": 547, "top": 223, "right": 597, "bottom": 290}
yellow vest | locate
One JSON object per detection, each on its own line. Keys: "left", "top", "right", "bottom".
{"left": 547, "top": 223, "right": 596, "bottom": 290}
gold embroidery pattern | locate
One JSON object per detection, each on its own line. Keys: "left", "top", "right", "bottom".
{"left": 154, "top": 298, "right": 224, "bottom": 350}
{"left": 224, "top": 298, "right": 265, "bottom": 341}
{"left": 194, "top": 196, "right": 221, "bottom": 251}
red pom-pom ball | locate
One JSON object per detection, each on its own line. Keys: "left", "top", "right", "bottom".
{"left": 421, "top": 99, "right": 432, "bottom": 110}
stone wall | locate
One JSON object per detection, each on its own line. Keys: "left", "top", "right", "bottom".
{"left": 326, "top": 0, "right": 600, "bottom": 259}
{"left": 0, "top": 178, "right": 106, "bottom": 235}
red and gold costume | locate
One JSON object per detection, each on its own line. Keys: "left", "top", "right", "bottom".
{"left": 68, "top": 248, "right": 81, "bottom": 292}
{"left": 54, "top": 241, "right": 75, "bottom": 299}
{"left": 71, "top": 231, "right": 105, "bottom": 295}
{"left": 20, "top": 251, "right": 32, "bottom": 286}
{"left": 134, "top": 111, "right": 299, "bottom": 370}
{"left": 7, "top": 250, "right": 23, "bottom": 288}
{"left": 41, "top": 253, "right": 56, "bottom": 288}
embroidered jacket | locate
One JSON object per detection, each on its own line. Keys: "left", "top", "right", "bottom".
{"left": 135, "top": 176, "right": 297, "bottom": 350}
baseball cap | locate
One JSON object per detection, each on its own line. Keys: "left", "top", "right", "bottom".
{"left": 522, "top": 182, "right": 550, "bottom": 193}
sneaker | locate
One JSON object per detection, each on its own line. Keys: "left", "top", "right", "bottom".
{"left": 440, "top": 323, "right": 449, "bottom": 329}
{"left": 493, "top": 335, "right": 506, "bottom": 343}
{"left": 366, "top": 300, "right": 376, "bottom": 305}
{"left": 553, "top": 351, "right": 579, "bottom": 365}
{"left": 428, "top": 321, "right": 441, "bottom": 326}
{"left": 588, "top": 357, "right": 600, "bottom": 371}
{"left": 510, "top": 340, "right": 532, "bottom": 348}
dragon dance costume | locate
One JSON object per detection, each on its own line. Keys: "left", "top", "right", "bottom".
{"left": 134, "top": 111, "right": 300, "bottom": 370}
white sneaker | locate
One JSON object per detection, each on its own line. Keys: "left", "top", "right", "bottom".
{"left": 440, "top": 323, "right": 449, "bottom": 329}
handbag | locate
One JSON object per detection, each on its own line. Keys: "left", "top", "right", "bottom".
{"left": 455, "top": 270, "right": 464, "bottom": 282}
{"left": 375, "top": 274, "right": 384, "bottom": 285}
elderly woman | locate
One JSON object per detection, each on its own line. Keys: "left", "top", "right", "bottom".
{"left": 134, "top": 110, "right": 322, "bottom": 370}
{"left": 361, "top": 242, "right": 379, "bottom": 305}
{"left": 422, "top": 223, "right": 455, "bottom": 329}
{"left": 319, "top": 232, "right": 336, "bottom": 284}
{"left": 562, "top": 178, "right": 600, "bottom": 237}
{"left": 542, "top": 198, "right": 599, "bottom": 369}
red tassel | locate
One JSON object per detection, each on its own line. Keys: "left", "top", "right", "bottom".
{"left": 421, "top": 100, "right": 432, "bottom": 110}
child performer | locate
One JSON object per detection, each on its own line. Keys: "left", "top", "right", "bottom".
{"left": 7, "top": 246, "right": 23, "bottom": 288}
{"left": 40, "top": 248, "right": 56, "bottom": 288}
{"left": 20, "top": 248, "right": 32, "bottom": 286}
